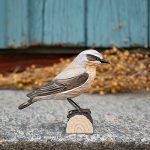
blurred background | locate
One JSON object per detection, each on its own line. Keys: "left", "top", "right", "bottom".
{"left": 0, "top": 1, "right": 150, "bottom": 148}
{"left": 0, "top": 0, "right": 149, "bottom": 94}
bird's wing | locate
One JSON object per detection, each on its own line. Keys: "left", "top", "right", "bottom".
{"left": 27, "top": 72, "right": 89, "bottom": 99}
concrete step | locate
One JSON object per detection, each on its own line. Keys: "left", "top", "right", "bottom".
{"left": 0, "top": 90, "right": 150, "bottom": 150}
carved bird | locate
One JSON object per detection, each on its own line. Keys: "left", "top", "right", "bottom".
{"left": 18, "top": 49, "right": 109, "bottom": 113}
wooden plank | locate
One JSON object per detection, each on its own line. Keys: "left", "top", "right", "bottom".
{"left": 87, "top": 0, "right": 148, "bottom": 47}
{"left": 28, "top": 0, "right": 44, "bottom": 44}
{"left": 128, "top": 0, "right": 148, "bottom": 47}
{"left": 6, "top": 0, "right": 29, "bottom": 47}
{"left": 0, "top": 0, "right": 6, "bottom": 47}
{"left": 148, "top": 0, "right": 150, "bottom": 47}
{"left": 43, "top": 0, "right": 85, "bottom": 46}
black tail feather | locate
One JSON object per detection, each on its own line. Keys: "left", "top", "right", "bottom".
{"left": 18, "top": 99, "right": 33, "bottom": 110}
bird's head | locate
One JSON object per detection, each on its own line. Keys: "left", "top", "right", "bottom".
{"left": 75, "top": 49, "right": 109, "bottom": 67}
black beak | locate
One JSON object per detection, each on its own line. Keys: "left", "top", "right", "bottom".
{"left": 100, "top": 59, "right": 110, "bottom": 64}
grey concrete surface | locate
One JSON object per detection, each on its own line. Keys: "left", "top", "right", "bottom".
{"left": 0, "top": 90, "right": 150, "bottom": 150}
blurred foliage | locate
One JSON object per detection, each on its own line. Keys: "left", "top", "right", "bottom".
{"left": 0, "top": 48, "right": 149, "bottom": 95}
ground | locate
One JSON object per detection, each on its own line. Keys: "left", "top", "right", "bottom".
{"left": 0, "top": 90, "right": 150, "bottom": 149}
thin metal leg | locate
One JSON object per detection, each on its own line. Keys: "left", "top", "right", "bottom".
{"left": 67, "top": 98, "right": 92, "bottom": 123}
{"left": 67, "top": 98, "right": 81, "bottom": 110}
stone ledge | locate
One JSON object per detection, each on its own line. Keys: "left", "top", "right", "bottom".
{"left": 0, "top": 90, "right": 150, "bottom": 149}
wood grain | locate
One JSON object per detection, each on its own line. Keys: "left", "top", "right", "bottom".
{"left": 0, "top": 0, "right": 6, "bottom": 47}
{"left": 6, "top": 0, "right": 29, "bottom": 47}
{"left": 87, "top": 0, "right": 148, "bottom": 47}
{"left": 28, "top": 0, "right": 44, "bottom": 43}
{"left": 66, "top": 115, "right": 93, "bottom": 134}
{"left": 0, "top": 0, "right": 148, "bottom": 48}
{"left": 148, "top": 0, "right": 150, "bottom": 46}
{"left": 43, "top": 0, "right": 85, "bottom": 46}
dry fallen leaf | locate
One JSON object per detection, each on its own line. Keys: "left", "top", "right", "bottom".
{"left": 0, "top": 48, "right": 149, "bottom": 95}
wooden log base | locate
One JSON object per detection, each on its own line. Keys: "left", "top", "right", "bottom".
{"left": 66, "top": 109, "right": 93, "bottom": 134}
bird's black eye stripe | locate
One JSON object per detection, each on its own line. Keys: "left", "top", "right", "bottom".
{"left": 86, "top": 54, "right": 100, "bottom": 61}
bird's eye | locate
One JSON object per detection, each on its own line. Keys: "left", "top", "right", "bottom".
{"left": 96, "top": 57, "right": 99, "bottom": 61}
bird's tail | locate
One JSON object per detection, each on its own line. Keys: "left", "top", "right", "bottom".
{"left": 18, "top": 99, "right": 34, "bottom": 110}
